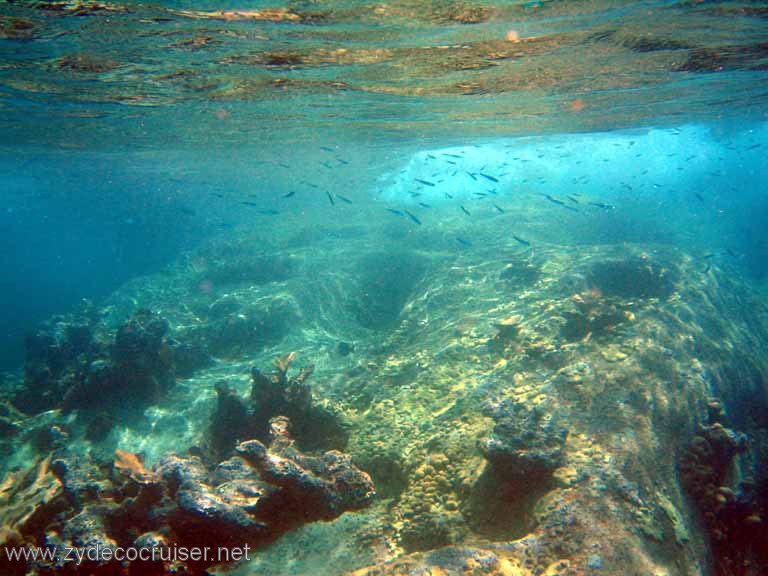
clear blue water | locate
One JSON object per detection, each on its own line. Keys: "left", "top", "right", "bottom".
{"left": 2, "top": 124, "right": 766, "bottom": 369}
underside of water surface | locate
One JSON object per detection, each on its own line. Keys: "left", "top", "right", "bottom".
{"left": 1, "top": 1, "right": 768, "bottom": 576}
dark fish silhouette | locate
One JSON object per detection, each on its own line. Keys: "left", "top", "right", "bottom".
{"left": 415, "top": 178, "right": 436, "bottom": 187}
{"left": 543, "top": 194, "right": 566, "bottom": 206}
{"left": 493, "top": 204, "right": 505, "bottom": 213}
{"left": 478, "top": 173, "right": 498, "bottom": 183}
{"left": 404, "top": 210, "right": 422, "bottom": 225}
{"left": 336, "top": 194, "right": 353, "bottom": 204}
{"left": 456, "top": 237, "right": 472, "bottom": 247}
{"left": 241, "top": 202, "right": 279, "bottom": 215}
{"left": 513, "top": 235, "right": 530, "bottom": 246}
{"left": 589, "top": 202, "right": 615, "bottom": 210}
{"left": 386, "top": 208, "right": 405, "bottom": 216}
{"left": 283, "top": 191, "right": 296, "bottom": 198}
{"left": 460, "top": 205, "right": 471, "bottom": 216}
{"left": 325, "top": 191, "right": 335, "bottom": 206}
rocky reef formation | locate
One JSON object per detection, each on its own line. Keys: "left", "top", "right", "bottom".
{"left": 468, "top": 399, "right": 568, "bottom": 539}
{"left": 208, "top": 353, "right": 349, "bottom": 459}
{"left": 2, "top": 223, "right": 768, "bottom": 576}
{"left": 11, "top": 306, "right": 208, "bottom": 427}
{"left": 341, "top": 245, "right": 768, "bottom": 576}
{"left": 479, "top": 399, "right": 567, "bottom": 484}
{"left": 0, "top": 414, "right": 373, "bottom": 575}
{"left": 680, "top": 415, "right": 768, "bottom": 575}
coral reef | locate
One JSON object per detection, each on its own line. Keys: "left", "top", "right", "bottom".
{"left": 468, "top": 399, "right": 568, "bottom": 539}
{"left": 13, "top": 308, "right": 178, "bottom": 418}
{"left": 680, "top": 420, "right": 768, "bottom": 575}
{"left": 2, "top": 228, "right": 768, "bottom": 576}
{"left": 63, "top": 308, "right": 175, "bottom": 414}
{"left": 0, "top": 417, "right": 373, "bottom": 575}
{"left": 479, "top": 399, "right": 567, "bottom": 483}
{"left": 558, "top": 292, "right": 629, "bottom": 343}
{"left": 208, "top": 354, "right": 349, "bottom": 459}
{"left": 16, "top": 304, "right": 101, "bottom": 415}
{"left": 8, "top": 304, "right": 218, "bottom": 446}
{"left": 338, "top": 245, "right": 768, "bottom": 575}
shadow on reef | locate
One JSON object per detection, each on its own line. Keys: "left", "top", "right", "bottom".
{"left": 350, "top": 252, "right": 429, "bottom": 331}
{"left": 467, "top": 399, "right": 568, "bottom": 540}
{"left": 0, "top": 359, "right": 374, "bottom": 576}
{"left": 208, "top": 352, "right": 349, "bottom": 459}
{"left": 587, "top": 256, "right": 678, "bottom": 300}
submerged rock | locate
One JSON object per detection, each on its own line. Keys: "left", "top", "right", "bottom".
{"left": 250, "top": 354, "right": 348, "bottom": 453}
{"left": 680, "top": 422, "right": 768, "bottom": 573}
{"left": 206, "top": 353, "right": 351, "bottom": 459}
{"left": 237, "top": 429, "right": 375, "bottom": 523}
{"left": 0, "top": 418, "right": 374, "bottom": 575}
{"left": 60, "top": 309, "right": 175, "bottom": 415}
{"left": 480, "top": 400, "right": 568, "bottom": 482}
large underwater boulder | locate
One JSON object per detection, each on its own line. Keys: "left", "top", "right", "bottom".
{"left": 344, "top": 245, "right": 768, "bottom": 576}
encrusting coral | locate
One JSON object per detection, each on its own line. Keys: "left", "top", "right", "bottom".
{"left": 0, "top": 355, "right": 374, "bottom": 575}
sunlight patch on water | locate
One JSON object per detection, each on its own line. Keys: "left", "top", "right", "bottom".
{"left": 378, "top": 125, "right": 766, "bottom": 207}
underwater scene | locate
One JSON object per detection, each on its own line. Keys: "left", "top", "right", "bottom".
{"left": 2, "top": 0, "right": 768, "bottom": 575}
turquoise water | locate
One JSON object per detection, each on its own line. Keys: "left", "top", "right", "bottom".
{"left": 2, "top": 125, "right": 766, "bottom": 368}
{"left": 2, "top": 1, "right": 768, "bottom": 575}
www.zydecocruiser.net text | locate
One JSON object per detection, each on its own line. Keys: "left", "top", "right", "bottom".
{"left": 4, "top": 544, "right": 251, "bottom": 566}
